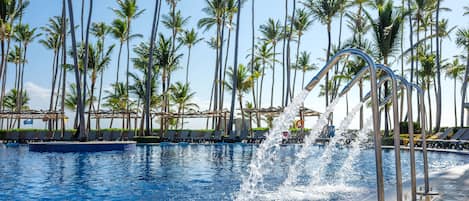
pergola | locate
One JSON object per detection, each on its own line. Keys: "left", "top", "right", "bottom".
{"left": 0, "top": 110, "right": 67, "bottom": 119}
{"left": 0, "top": 110, "right": 67, "bottom": 130}
{"left": 151, "top": 109, "right": 230, "bottom": 135}
{"left": 85, "top": 109, "right": 230, "bottom": 134}
{"left": 243, "top": 106, "right": 321, "bottom": 136}
{"left": 86, "top": 110, "right": 141, "bottom": 131}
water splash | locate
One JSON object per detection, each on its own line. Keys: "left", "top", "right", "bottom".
{"left": 235, "top": 90, "right": 310, "bottom": 201}
{"left": 280, "top": 98, "right": 341, "bottom": 188}
{"left": 307, "top": 101, "right": 364, "bottom": 186}
{"left": 337, "top": 116, "right": 373, "bottom": 184}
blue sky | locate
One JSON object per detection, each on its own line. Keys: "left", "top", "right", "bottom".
{"left": 10, "top": 0, "right": 469, "bottom": 129}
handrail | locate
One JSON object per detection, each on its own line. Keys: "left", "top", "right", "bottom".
{"left": 410, "top": 83, "right": 430, "bottom": 194}
{"left": 304, "top": 48, "right": 384, "bottom": 201}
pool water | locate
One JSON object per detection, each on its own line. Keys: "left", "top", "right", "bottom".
{"left": 0, "top": 144, "right": 468, "bottom": 200}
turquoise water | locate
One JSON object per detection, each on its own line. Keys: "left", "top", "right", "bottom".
{"left": 0, "top": 143, "right": 467, "bottom": 200}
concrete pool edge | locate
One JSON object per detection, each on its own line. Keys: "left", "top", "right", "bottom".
{"left": 28, "top": 141, "right": 137, "bottom": 152}
{"left": 382, "top": 145, "right": 469, "bottom": 155}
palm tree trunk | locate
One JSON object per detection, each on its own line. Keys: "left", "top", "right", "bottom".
{"left": 285, "top": 0, "right": 295, "bottom": 105}
{"left": 251, "top": 0, "right": 259, "bottom": 127}
{"left": 218, "top": 16, "right": 226, "bottom": 130}
{"left": 49, "top": 50, "right": 59, "bottom": 131}
{"left": 384, "top": 57, "right": 389, "bottom": 137}
{"left": 270, "top": 44, "right": 276, "bottom": 107}
{"left": 227, "top": 0, "right": 241, "bottom": 137}
{"left": 292, "top": 34, "right": 301, "bottom": 97}
{"left": 454, "top": 79, "right": 458, "bottom": 127}
{"left": 435, "top": 0, "right": 442, "bottom": 132}
{"left": 239, "top": 95, "right": 245, "bottom": 132}
{"left": 116, "top": 42, "right": 123, "bottom": 86}
{"left": 325, "top": 23, "right": 331, "bottom": 108}
{"left": 67, "top": 0, "right": 86, "bottom": 140}
{"left": 146, "top": 0, "right": 159, "bottom": 136}
{"left": 427, "top": 81, "right": 432, "bottom": 132}
{"left": 281, "top": 0, "right": 288, "bottom": 107}
{"left": 259, "top": 59, "right": 266, "bottom": 110}
{"left": 185, "top": 46, "right": 192, "bottom": 84}
{"left": 126, "top": 18, "right": 131, "bottom": 130}
{"left": 61, "top": 0, "right": 67, "bottom": 136}
{"left": 359, "top": 79, "right": 363, "bottom": 129}
{"left": 82, "top": 0, "right": 93, "bottom": 138}
{"left": 461, "top": 50, "right": 469, "bottom": 127}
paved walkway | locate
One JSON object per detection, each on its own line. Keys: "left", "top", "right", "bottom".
{"left": 429, "top": 164, "right": 469, "bottom": 201}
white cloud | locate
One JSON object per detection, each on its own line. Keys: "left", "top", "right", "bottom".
{"left": 24, "top": 82, "right": 51, "bottom": 109}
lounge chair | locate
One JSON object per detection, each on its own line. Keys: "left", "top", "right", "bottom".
{"left": 165, "top": 130, "right": 176, "bottom": 142}
{"left": 63, "top": 131, "right": 73, "bottom": 141}
{"left": 177, "top": 131, "right": 190, "bottom": 142}
{"left": 213, "top": 131, "right": 222, "bottom": 142}
{"left": 451, "top": 128, "right": 468, "bottom": 140}
{"left": 435, "top": 128, "right": 453, "bottom": 140}
{"left": 6, "top": 132, "right": 19, "bottom": 141}
{"left": 459, "top": 130, "right": 469, "bottom": 141}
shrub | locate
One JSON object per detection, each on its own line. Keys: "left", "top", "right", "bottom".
{"left": 399, "top": 122, "right": 421, "bottom": 134}
{"left": 133, "top": 136, "right": 160, "bottom": 143}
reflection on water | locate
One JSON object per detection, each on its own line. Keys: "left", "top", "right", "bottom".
{"left": 0, "top": 144, "right": 467, "bottom": 200}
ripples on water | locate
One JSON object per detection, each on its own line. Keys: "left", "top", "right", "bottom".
{"left": 0, "top": 144, "right": 467, "bottom": 200}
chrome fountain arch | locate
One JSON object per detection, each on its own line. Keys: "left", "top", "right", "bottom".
{"left": 304, "top": 48, "right": 385, "bottom": 201}
{"left": 375, "top": 64, "right": 403, "bottom": 201}
{"left": 395, "top": 75, "right": 418, "bottom": 201}
{"left": 410, "top": 83, "right": 434, "bottom": 196}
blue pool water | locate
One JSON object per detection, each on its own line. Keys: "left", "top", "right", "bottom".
{"left": 0, "top": 143, "right": 468, "bottom": 200}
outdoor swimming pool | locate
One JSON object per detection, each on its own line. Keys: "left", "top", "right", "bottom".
{"left": 0, "top": 143, "right": 468, "bottom": 200}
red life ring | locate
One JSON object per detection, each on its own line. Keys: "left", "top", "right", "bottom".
{"left": 296, "top": 120, "right": 304, "bottom": 128}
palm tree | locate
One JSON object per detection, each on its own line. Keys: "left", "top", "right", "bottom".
{"left": 366, "top": 0, "right": 403, "bottom": 136}
{"left": 169, "top": 82, "right": 198, "bottom": 129}
{"left": 417, "top": 51, "right": 436, "bottom": 131}
{"left": 444, "top": 58, "right": 465, "bottom": 127}
{"left": 65, "top": 84, "right": 79, "bottom": 129}
{"left": 3, "top": 89, "right": 29, "bottom": 111}
{"left": 293, "top": 51, "right": 317, "bottom": 89}
{"left": 178, "top": 28, "right": 203, "bottom": 84}
{"left": 198, "top": 0, "right": 225, "bottom": 129}
{"left": 225, "top": 64, "right": 258, "bottom": 131}
{"left": 40, "top": 16, "right": 63, "bottom": 131}
{"left": 144, "top": 0, "right": 160, "bottom": 136}
{"left": 111, "top": 18, "right": 127, "bottom": 87}
{"left": 303, "top": 0, "right": 345, "bottom": 107}
{"left": 254, "top": 42, "right": 274, "bottom": 110}
{"left": 0, "top": 0, "right": 28, "bottom": 113}
{"left": 67, "top": 0, "right": 86, "bottom": 139}
{"left": 259, "top": 18, "right": 282, "bottom": 107}
{"left": 292, "top": 8, "right": 313, "bottom": 97}
{"left": 104, "top": 82, "right": 130, "bottom": 128}
{"left": 3, "top": 89, "right": 29, "bottom": 129}
{"left": 113, "top": 0, "right": 144, "bottom": 125}
{"left": 12, "top": 23, "right": 40, "bottom": 129}
{"left": 83, "top": 43, "right": 115, "bottom": 129}
{"left": 91, "top": 22, "right": 111, "bottom": 113}
{"left": 456, "top": 28, "right": 469, "bottom": 127}
{"left": 155, "top": 34, "right": 183, "bottom": 133}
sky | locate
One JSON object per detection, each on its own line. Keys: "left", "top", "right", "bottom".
{"left": 8, "top": 0, "right": 469, "bottom": 130}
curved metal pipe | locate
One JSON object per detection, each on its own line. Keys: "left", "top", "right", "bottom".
{"left": 395, "top": 75, "right": 417, "bottom": 201}
{"left": 410, "top": 83, "right": 430, "bottom": 194}
{"left": 375, "top": 64, "right": 403, "bottom": 201}
{"left": 304, "top": 48, "right": 384, "bottom": 201}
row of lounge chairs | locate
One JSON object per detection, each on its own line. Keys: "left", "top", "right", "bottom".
{"left": 419, "top": 128, "right": 469, "bottom": 150}
{"left": 2, "top": 130, "right": 133, "bottom": 142}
